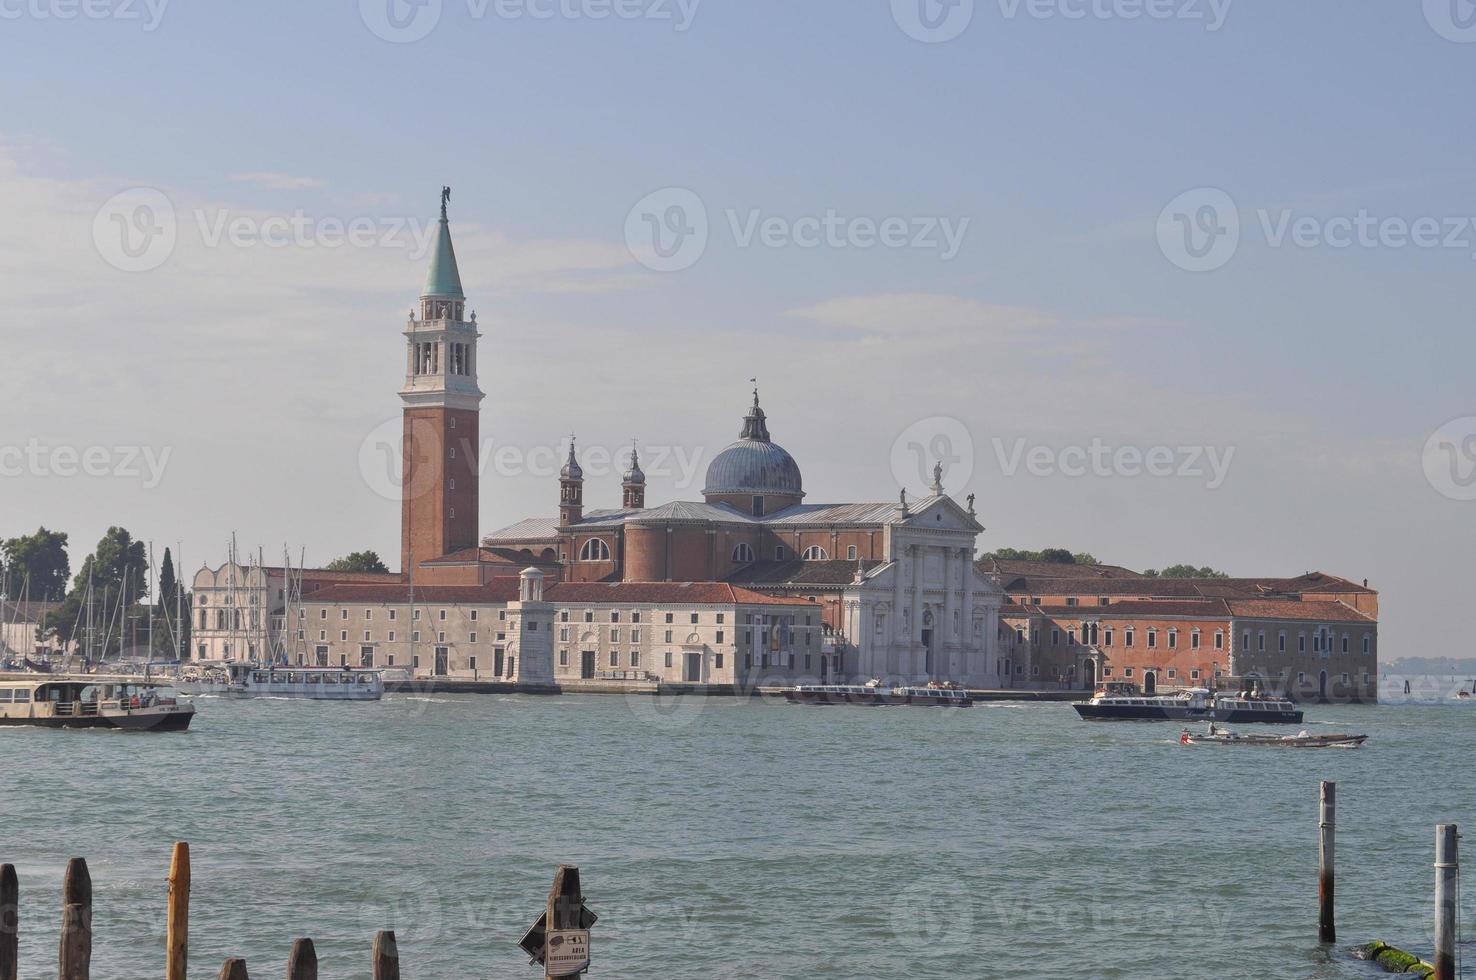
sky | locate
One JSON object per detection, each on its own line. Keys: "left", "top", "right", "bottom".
{"left": 1, "top": 0, "right": 1473, "bottom": 658}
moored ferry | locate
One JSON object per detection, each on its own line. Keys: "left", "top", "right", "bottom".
{"left": 784, "top": 681, "right": 974, "bottom": 708}
{"left": 0, "top": 676, "right": 194, "bottom": 731}
{"left": 177, "top": 662, "right": 384, "bottom": 701}
{"left": 1073, "top": 685, "right": 1302, "bottom": 724}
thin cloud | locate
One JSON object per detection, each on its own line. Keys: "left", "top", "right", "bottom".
{"left": 228, "top": 172, "right": 327, "bottom": 190}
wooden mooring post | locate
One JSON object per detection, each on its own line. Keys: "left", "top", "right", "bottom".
{"left": 372, "top": 930, "right": 401, "bottom": 980}
{"left": 217, "top": 957, "right": 248, "bottom": 980}
{"left": 1318, "top": 781, "right": 1336, "bottom": 944}
{"left": 167, "top": 842, "right": 190, "bottom": 980}
{"left": 58, "top": 857, "right": 91, "bottom": 980}
{"left": 7, "top": 848, "right": 606, "bottom": 977}
{"left": 1, "top": 863, "right": 18, "bottom": 980}
{"left": 1433, "top": 824, "right": 1458, "bottom": 980}
{"left": 286, "top": 938, "right": 317, "bottom": 980}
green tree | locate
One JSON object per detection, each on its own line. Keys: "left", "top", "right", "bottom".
{"left": 154, "top": 547, "right": 192, "bottom": 657}
{"left": 1144, "top": 565, "right": 1228, "bottom": 579}
{"left": 2, "top": 528, "right": 71, "bottom": 600}
{"left": 42, "top": 528, "right": 150, "bottom": 656}
{"left": 325, "top": 551, "right": 390, "bottom": 574}
{"left": 986, "top": 548, "right": 1097, "bottom": 565}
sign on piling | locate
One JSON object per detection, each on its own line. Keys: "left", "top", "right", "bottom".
{"left": 520, "top": 866, "right": 597, "bottom": 978}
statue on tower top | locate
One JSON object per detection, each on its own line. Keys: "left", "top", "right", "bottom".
{"left": 440, "top": 185, "right": 451, "bottom": 219}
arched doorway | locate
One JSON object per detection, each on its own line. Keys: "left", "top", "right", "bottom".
{"left": 1319, "top": 670, "right": 1329, "bottom": 701}
{"left": 1083, "top": 659, "right": 1098, "bottom": 689}
{"left": 1143, "top": 670, "right": 1158, "bottom": 695}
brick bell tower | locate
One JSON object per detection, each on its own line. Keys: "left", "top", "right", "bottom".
{"left": 400, "top": 187, "right": 483, "bottom": 576}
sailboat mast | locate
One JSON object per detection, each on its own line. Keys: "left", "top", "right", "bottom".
{"left": 146, "top": 541, "right": 155, "bottom": 672}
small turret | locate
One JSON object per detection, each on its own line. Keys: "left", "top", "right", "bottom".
{"left": 622, "top": 444, "right": 646, "bottom": 510}
{"left": 559, "top": 437, "right": 584, "bottom": 526}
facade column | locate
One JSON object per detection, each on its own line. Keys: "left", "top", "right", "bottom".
{"left": 960, "top": 548, "right": 975, "bottom": 683}
{"left": 910, "top": 545, "right": 923, "bottom": 681}
{"left": 892, "top": 542, "right": 907, "bottom": 678}
{"left": 943, "top": 546, "right": 959, "bottom": 681}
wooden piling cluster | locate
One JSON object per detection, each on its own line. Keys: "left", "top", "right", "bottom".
{"left": 0, "top": 843, "right": 412, "bottom": 979}
{"left": 1322, "top": 785, "right": 1463, "bottom": 980}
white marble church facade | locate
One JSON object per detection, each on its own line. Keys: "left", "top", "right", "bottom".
{"left": 839, "top": 490, "right": 1005, "bottom": 687}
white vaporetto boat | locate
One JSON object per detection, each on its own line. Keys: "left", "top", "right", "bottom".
{"left": 176, "top": 662, "right": 384, "bottom": 701}
{"left": 0, "top": 675, "right": 194, "bottom": 731}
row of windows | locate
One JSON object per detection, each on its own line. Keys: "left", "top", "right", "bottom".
{"left": 577, "top": 539, "right": 863, "bottom": 564}
{"left": 310, "top": 630, "right": 503, "bottom": 644}
{"left": 1007, "top": 623, "right": 1374, "bottom": 657}
{"left": 316, "top": 608, "right": 495, "bottom": 623}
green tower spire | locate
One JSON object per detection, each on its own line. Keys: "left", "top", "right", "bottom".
{"left": 422, "top": 185, "right": 465, "bottom": 300}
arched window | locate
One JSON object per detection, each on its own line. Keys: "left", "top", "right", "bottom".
{"left": 579, "top": 539, "right": 611, "bottom": 562}
{"left": 732, "top": 543, "right": 755, "bottom": 564}
{"left": 801, "top": 546, "right": 829, "bottom": 561}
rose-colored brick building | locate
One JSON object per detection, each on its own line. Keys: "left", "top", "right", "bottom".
{"left": 985, "top": 559, "right": 1379, "bottom": 701}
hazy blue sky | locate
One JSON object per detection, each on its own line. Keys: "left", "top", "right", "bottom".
{"left": 2, "top": 0, "right": 1473, "bottom": 657}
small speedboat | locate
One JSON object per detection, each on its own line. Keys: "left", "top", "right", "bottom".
{"left": 1178, "top": 726, "right": 1367, "bottom": 749}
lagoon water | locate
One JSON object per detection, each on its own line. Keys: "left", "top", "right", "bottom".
{"left": 7, "top": 694, "right": 1476, "bottom": 979}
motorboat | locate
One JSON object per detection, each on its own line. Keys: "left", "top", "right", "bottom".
{"left": 0, "top": 675, "right": 194, "bottom": 731}
{"left": 1179, "top": 725, "right": 1366, "bottom": 749}
{"left": 176, "top": 662, "right": 384, "bottom": 701}
{"left": 1074, "top": 685, "right": 1303, "bottom": 724}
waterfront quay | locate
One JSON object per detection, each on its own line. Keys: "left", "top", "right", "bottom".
{"left": 382, "top": 677, "right": 1086, "bottom": 700}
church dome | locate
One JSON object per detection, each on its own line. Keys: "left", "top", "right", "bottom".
{"left": 702, "top": 392, "right": 804, "bottom": 499}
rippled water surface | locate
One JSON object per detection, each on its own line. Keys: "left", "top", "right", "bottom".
{"left": 7, "top": 694, "right": 1476, "bottom": 978}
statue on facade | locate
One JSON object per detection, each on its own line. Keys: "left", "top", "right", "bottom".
{"left": 932, "top": 460, "right": 944, "bottom": 494}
